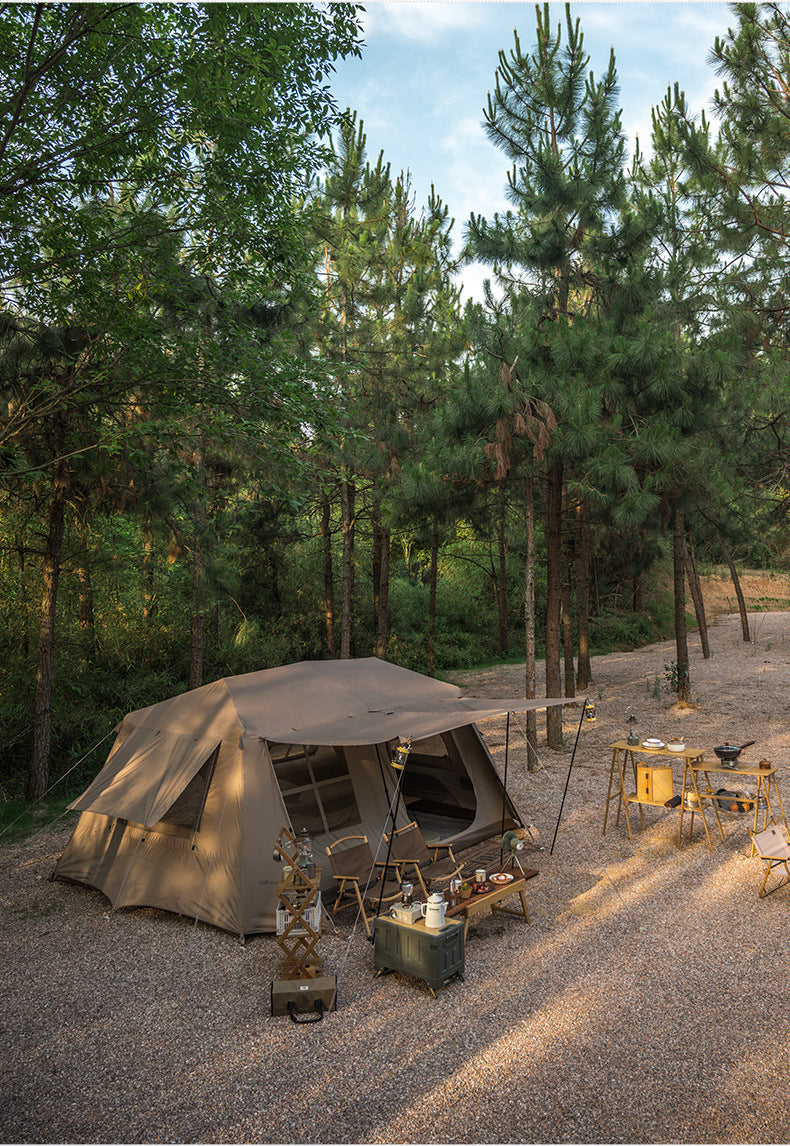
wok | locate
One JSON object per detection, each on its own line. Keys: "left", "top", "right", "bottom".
{"left": 713, "top": 740, "right": 756, "bottom": 764}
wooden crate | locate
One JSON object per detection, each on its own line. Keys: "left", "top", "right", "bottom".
{"left": 637, "top": 764, "right": 674, "bottom": 803}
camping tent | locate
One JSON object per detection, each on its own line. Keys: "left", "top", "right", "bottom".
{"left": 53, "top": 657, "right": 565, "bottom": 937}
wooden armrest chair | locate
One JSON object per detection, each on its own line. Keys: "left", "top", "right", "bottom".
{"left": 326, "top": 835, "right": 400, "bottom": 936}
{"left": 750, "top": 825, "right": 790, "bottom": 898}
{"left": 384, "top": 820, "right": 464, "bottom": 898}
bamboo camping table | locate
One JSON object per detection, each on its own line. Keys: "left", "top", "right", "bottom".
{"left": 688, "top": 760, "right": 789, "bottom": 852}
{"left": 602, "top": 740, "right": 715, "bottom": 848}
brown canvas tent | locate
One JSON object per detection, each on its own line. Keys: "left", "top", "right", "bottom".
{"left": 53, "top": 657, "right": 564, "bottom": 937}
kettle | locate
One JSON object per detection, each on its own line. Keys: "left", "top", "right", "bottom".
{"left": 421, "top": 892, "right": 447, "bottom": 930}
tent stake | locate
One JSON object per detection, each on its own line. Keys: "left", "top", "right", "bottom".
{"left": 549, "top": 700, "right": 586, "bottom": 855}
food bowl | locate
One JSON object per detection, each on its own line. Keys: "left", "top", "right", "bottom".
{"left": 666, "top": 740, "right": 686, "bottom": 753}
{"left": 642, "top": 738, "right": 665, "bottom": 749}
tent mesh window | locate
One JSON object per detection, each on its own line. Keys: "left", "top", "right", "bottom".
{"left": 395, "top": 733, "right": 475, "bottom": 824}
{"left": 158, "top": 745, "right": 219, "bottom": 832}
{"left": 270, "top": 743, "right": 360, "bottom": 836}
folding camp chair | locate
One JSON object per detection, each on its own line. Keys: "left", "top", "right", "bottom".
{"left": 750, "top": 825, "right": 790, "bottom": 898}
{"left": 325, "top": 835, "right": 400, "bottom": 937}
{"left": 383, "top": 820, "right": 465, "bottom": 898}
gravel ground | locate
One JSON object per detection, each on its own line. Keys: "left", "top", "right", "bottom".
{"left": 2, "top": 611, "right": 790, "bottom": 1144}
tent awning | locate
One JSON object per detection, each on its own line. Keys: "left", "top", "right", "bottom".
{"left": 257, "top": 695, "right": 568, "bottom": 746}
{"left": 68, "top": 727, "right": 221, "bottom": 827}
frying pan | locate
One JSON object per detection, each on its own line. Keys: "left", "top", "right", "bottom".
{"left": 713, "top": 740, "right": 756, "bottom": 764}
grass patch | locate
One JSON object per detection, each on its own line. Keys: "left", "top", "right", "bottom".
{"left": 0, "top": 797, "right": 74, "bottom": 846}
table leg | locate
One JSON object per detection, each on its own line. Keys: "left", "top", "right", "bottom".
{"left": 603, "top": 748, "right": 619, "bottom": 835}
{"left": 701, "top": 769, "right": 724, "bottom": 843}
{"left": 770, "top": 774, "right": 789, "bottom": 833}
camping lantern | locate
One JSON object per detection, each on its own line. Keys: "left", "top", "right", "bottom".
{"left": 584, "top": 699, "right": 596, "bottom": 723}
{"left": 391, "top": 737, "right": 411, "bottom": 770}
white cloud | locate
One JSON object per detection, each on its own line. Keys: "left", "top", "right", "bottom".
{"left": 361, "top": 0, "right": 490, "bottom": 43}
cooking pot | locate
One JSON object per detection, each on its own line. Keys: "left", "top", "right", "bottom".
{"left": 421, "top": 892, "right": 447, "bottom": 930}
{"left": 713, "top": 740, "right": 756, "bottom": 765}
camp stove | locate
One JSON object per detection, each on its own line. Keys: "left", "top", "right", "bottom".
{"left": 391, "top": 880, "right": 423, "bottom": 923}
{"left": 391, "top": 901, "right": 423, "bottom": 924}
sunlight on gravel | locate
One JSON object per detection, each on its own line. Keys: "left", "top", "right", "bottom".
{"left": 3, "top": 613, "right": 790, "bottom": 1143}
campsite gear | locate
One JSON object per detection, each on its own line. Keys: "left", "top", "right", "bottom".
{"left": 750, "top": 826, "right": 790, "bottom": 897}
{"left": 373, "top": 913, "right": 465, "bottom": 996}
{"left": 271, "top": 975, "right": 338, "bottom": 1021}
{"left": 400, "top": 880, "right": 414, "bottom": 906}
{"left": 383, "top": 820, "right": 464, "bottom": 898}
{"left": 421, "top": 892, "right": 448, "bottom": 929}
{"left": 272, "top": 826, "right": 324, "bottom": 979}
{"left": 391, "top": 738, "right": 411, "bottom": 770}
{"left": 53, "top": 658, "right": 564, "bottom": 937}
{"left": 760, "top": 759, "right": 773, "bottom": 770}
{"left": 501, "top": 829, "right": 525, "bottom": 863}
{"left": 584, "top": 699, "right": 596, "bottom": 722}
{"left": 713, "top": 740, "right": 756, "bottom": 765}
{"left": 325, "top": 835, "right": 400, "bottom": 938}
{"left": 627, "top": 729, "right": 640, "bottom": 746}
{"left": 667, "top": 739, "right": 685, "bottom": 753}
{"left": 665, "top": 795, "right": 682, "bottom": 808}
{"left": 391, "top": 900, "right": 424, "bottom": 923}
{"left": 296, "top": 829, "right": 315, "bottom": 878}
{"left": 714, "top": 788, "right": 750, "bottom": 814}
{"left": 475, "top": 868, "right": 487, "bottom": 883}
{"left": 637, "top": 764, "right": 674, "bottom": 804}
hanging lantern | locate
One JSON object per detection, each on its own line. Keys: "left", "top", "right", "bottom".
{"left": 391, "top": 737, "right": 411, "bottom": 770}
{"left": 584, "top": 699, "right": 597, "bottom": 723}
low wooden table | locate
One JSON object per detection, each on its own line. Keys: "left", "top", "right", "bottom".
{"left": 445, "top": 873, "right": 534, "bottom": 939}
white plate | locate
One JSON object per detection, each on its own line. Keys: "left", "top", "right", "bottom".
{"left": 642, "top": 739, "right": 665, "bottom": 749}
{"left": 489, "top": 872, "right": 514, "bottom": 884}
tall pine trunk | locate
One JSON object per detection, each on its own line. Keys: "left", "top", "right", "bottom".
{"left": 496, "top": 501, "right": 509, "bottom": 656}
{"left": 29, "top": 455, "right": 68, "bottom": 800}
{"left": 545, "top": 458, "right": 564, "bottom": 748}
{"left": 524, "top": 474, "right": 538, "bottom": 770}
{"left": 684, "top": 533, "right": 710, "bottom": 658}
{"left": 188, "top": 445, "right": 206, "bottom": 690}
{"left": 561, "top": 494, "right": 575, "bottom": 698}
{"left": 372, "top": 515, "right": 390, "bottom": 660}
{"left": 724, "top": 544, "right": 751, "bottom": 642}
{"left": 673, "top": 504, "right": 691, "bottom": 702}
{"left": 427, "top": 520, "right": 440, "bottom": 677}
{"left": 75, "top": 514, "right": 95, "bottom": 654}
{"left": 320, "top": 490, "right": 336, "bottom": 657}
{"left": 340, "top": 474, "right": 355, "bottom": 659}
{"left": 574, "top": 500, "right": 592, "bottom": 689}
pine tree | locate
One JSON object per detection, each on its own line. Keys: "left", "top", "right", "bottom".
{"left": 466, "top": 3, "right": 629, "bottom": 746}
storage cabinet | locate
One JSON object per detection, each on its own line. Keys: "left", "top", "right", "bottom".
{"left": 373, "top": 914, "right": 464, "bottom": 995}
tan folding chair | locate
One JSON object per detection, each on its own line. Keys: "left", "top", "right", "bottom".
{"left": 325, "top": 835, "right": 400, "bottom": 936}
{"left": 383, "top": 820, "right": 464, "bottom": 898}
{"left": 750, "top": 825, "right": 790, "bottom": 898}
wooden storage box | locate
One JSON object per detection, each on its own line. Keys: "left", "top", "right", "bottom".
{"left": 637, "top": 764, "right": 674, "bottom": 803}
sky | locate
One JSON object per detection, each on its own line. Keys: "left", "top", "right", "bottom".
{"left": 329, "top": 0, "right": 737, "bottom": 301}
